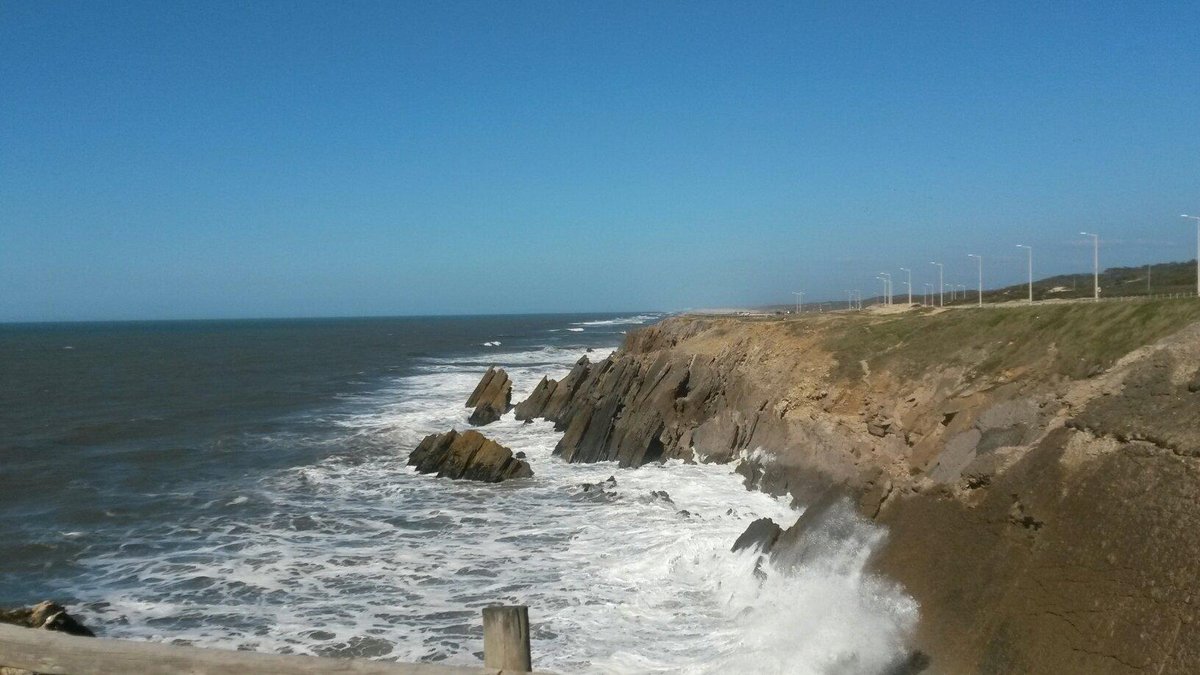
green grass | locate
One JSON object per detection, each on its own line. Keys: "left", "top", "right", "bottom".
{"left": 818, "top": 299, "right": 1200, "bottom": 382}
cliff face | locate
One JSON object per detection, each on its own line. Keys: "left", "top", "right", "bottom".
{"left": 520, "top": 302, "right": 1200, "bottom": 674}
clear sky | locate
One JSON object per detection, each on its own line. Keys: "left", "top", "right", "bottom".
{"left": 2, "top": 1, "right": 1198, "bottom": 321}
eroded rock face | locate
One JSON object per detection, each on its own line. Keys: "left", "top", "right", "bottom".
{"left": 466, "top": 367, "right": 512, "bottom": 426}
{"left": 515, "top": 312, "right": 1200, "bottom": 673}
{"left": 0, "top": 601, "right": 95, "bottom": 637}
{"left": 408, "top": 429, "right": 532, "bottom": 482}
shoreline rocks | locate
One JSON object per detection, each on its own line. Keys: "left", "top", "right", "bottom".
{"left": 466, "top": 367, "right": 512, "bottom": 426}
{"left": 0, "top": 601, "right": 94, "bottom": 637}
{"left": 408, "top": 429, "right": 532, "bottom": 482}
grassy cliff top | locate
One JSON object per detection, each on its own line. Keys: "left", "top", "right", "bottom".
{"left": 814, "top": 299, "right": 1200, "bottom": 382}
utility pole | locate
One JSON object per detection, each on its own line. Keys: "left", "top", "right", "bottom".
{"left": 1081, "top": 232, "right": 1099, "bottom": 301}
{"left": 929, "top": 262, "right": 943, "bottom": 306}
{"left": 968, "top": 254, "right": 982, "bottom": 307}
{"left": 792, "top": 291, "right": 804, "bottom": 314}
{"left": 1016, "top": 245, "right": 1033, "bottom": 304}
{"left": 1183, "top": 215, "right": 1200, "bottom": 296}
{"left": 899, "top": 267, "right": 912, "bottom": 305}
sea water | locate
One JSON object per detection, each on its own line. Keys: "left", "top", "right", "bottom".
{"left": 0, "top": 314, "right": 916, "bottom": 673}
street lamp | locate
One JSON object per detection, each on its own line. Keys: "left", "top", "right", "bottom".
{"left": 1080, "top": 232, "right": 1099, "bottom": 301}
{"left": 929, "top": 262, "right": 943, "bottom": 307}
{"left": 879, "top": 272, "right": 892, "bottom": 306}
{"left": 1183, "top": 215, "right": 1200, "bottom": 297}
{"left": 899, "top": 267, "right": 912, "bottom": 306}
{"left": 1016, "top": 245, "right": 1033, "bottom": 304}
{"left": 792, "top": 291, "right": 804, "bottom": 314}
{"left": 923, "top": 283, "right": 932, "bottom": 306}
{"left": 876, "top": 276, "right": 889, "bottom": 306}
{"left": 967, "top": 254, "right": 982, "bottom": 307}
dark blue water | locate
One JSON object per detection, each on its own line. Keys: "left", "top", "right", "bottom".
{"left": 0, "top": 315, "right": 633, "bottom": 604}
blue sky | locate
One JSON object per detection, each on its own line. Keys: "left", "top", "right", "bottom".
{"left": 2, "top": 1, "right": 1198, "bottom": 320}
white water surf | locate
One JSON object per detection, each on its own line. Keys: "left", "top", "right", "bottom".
{"left": 73, "top": 329, "right": 917, "bottom": 673}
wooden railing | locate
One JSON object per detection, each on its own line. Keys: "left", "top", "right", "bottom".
{"left": 0, "top": 605, "right": 546, "bottom": 675}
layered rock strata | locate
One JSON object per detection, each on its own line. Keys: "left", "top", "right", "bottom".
{"left": 465, "top": 367, "right": 512, "bottom": 426}
{"left": 408, "top": 429, "right": 532, "bottom": 482}
{"left": 516, "top": 304, "right": 1200, "bottom": 673}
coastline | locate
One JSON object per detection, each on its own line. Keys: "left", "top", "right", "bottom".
{"left": 521, "top": 301, "right": 1200, "bottom": 673}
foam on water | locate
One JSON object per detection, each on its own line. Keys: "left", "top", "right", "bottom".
{"left": 70, "top": 340, "right": 917, "bottom": 673}
{"left": 569, "top": 314, "right": 663, "bottom": 327}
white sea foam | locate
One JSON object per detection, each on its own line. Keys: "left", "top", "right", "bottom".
{"left": 566, "top": 327, "right": 585, "bottom": 332}
{"left": 569, "top": 314, "right": 663, "bottom": 327}
{"left": 73, "top": 338, "right": 916, "bottom": 673}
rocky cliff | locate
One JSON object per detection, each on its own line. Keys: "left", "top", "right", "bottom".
{"left": 516, "top": 301, "right": 1200, "bottom": 674}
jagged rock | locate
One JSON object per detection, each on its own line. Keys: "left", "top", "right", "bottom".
{"left": 648, "top": 490, "right": 673, "bottom": 504}
{"left": 0, "top": 601, "right": 95, "bottom": 637}
{"left": 513, "top": 375, "right": 557, "bottom": 421}
{"left": 769, "top": 488, "right": 864, "bottom": 573}
{"left": 408, "top": 429, "right": 532, "bottom": 482}
{"left": 466, "top": 367, "right": 512, "bottom": 426}
{"left": 578, "top": 475, "right": 617, "bottom": 493}
{"left": 731, "top": 517, "right": 783, "bottom": 554}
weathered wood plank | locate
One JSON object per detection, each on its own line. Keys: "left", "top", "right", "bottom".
{"left": 481, "top": 606, "right": 530, "bottom": 672}
{"left": 0, "top": 624, "right": 501, "bottom": 675}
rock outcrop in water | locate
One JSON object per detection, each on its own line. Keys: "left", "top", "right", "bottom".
{"left": 465, "top": 367, "right": 512, "bottom": 426}
{"left": 408, "top": 429, "right": 532, "bottom": 482}
{"left": 517, "top": 303, "right": 1200, "bottom": 673}
{"left": 0, "top": 601, "right": 95, "bottom": 637}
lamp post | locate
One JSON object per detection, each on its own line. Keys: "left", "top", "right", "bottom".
{"left": 929, "top": 262, "right": 943, "bottom": 306}
{"left": 1183, "top": 215, "right": 1200, "bottom": 297}
{"left": 899, "top": 267, "right": 912, "bottom": 305}
{"left": 876, "top": 277, "right": 889, "bottom": 306}
{"left": 1080, "top": 232, "right": 1099, "bottom": 301}
{"left": 879, "top": 272, "right": 892, "bottom": 306}
{"left": 923, "top": 283, "right": 932, "bottom": 305}
{"left": 792, "top": 291, "right": 804, "bottom": 314}
{"left": 967, "top": 254, "right": 982, "bottom": 307}
{"left": 1016, "top": 244, "right": 1033, "bottom": 304}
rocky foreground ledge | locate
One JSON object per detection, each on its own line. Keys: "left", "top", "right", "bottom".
{"left": 513, "top": 301, "right": 1200, "bottom": 674}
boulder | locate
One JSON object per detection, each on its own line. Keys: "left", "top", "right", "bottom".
{"left": 408, "top": 429, "right": 532, "bottom": 482}
{"left": 466, "top": 367, "right": 512, "bottom": 426}
{"left": 0, "top": 601, "right": 95, "bottom": 637}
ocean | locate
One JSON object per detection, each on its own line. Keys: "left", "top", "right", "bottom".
{"left": 0, "top": 314, "right": 916, "bottom": 673}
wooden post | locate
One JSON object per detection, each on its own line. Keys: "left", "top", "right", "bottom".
{"left": 482, "top": 605, "right": 531, "bottom": 672}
